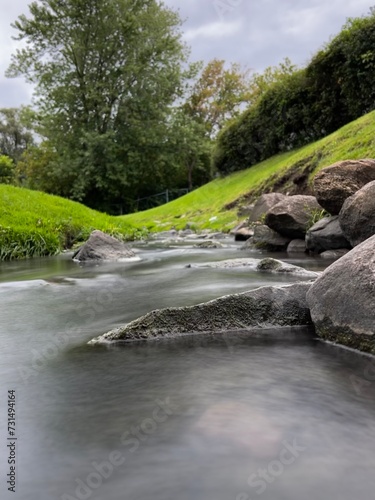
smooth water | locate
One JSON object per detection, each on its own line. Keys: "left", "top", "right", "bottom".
{"left": 1, "top": 240, "right": 375, "bottom": 500}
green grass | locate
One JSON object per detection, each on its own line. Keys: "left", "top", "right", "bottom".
{"left": 122, "top": 110, "right": 375, "bottom": 231}
{"left": 0, "top": 186, "right": 144, "bottom": 260}
{"left": 1, "top": 110, "right": 375, "bottom": 259}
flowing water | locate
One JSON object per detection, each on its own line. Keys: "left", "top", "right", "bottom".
{"left": 1, "top": 239, "right": 375, "bottom": 500}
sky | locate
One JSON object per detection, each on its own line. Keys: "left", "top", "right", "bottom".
{"left": 0, "top": 0, "right": 373, "bottom": 109}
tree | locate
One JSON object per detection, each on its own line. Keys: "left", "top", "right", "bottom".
{"left": 184, "top": 59, "right": 252, "bottom": 138}
{"left": 0, "top": 107, "right": 35, "bottom": 163}
{"left": 0, "top": 155, "right": 15, "bottom": 184}
{"left": 169, "top": 109, "right": 212, "bottom": 190}
{"left": 7, "top": 0, "right": 190, "bottom": 212}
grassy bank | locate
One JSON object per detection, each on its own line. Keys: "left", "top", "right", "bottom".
{"left": 122, "top": 110, "right": 375, "bottom": 231}
{"left": 1, "top": 110, "right": 375, "bottom": 260}
{"left": 0, "top": 186, "right": 143, "bottom": 260}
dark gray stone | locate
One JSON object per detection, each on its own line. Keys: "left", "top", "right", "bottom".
{"left": 313, "top": 159, "right": 375, "bottom": 215}
{"left": 306, "top": 235, "right": 375, "bottom": 354}
{"left": 194, "top": 240, "right": 224, "bottom": 249}
{"left": 252, "top": 225, "right": 291, "bottom": 251}
{"left": 265, "top": 195, "right": 321, "bottom": 239}
{"left": 249, "top": 193, "right": 287, "bottom": 222}
{"left": 287, "top": 240, "right": 306, "bottom": 253}
{"left": 320, "top": 249, "right": 350, "bottom": 260}
{"left": 306, "top": 216, "right": 351, "bottom": 253}
{"left": 339, "top": 180, "right": 375, "bottom": 246}
{"left": 89, "top": 282, "right": 313, "bottom": 343}
{"left": 73, "top": 230, "right": 138, "bottom": 262}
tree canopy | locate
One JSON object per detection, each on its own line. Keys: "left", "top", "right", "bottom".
{"left": 7, "top": 0, "right": 190, "bottom": 212}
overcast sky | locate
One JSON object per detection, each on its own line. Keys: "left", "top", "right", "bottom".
{"left": 0, "top": 0, "right": 372, "bottom": 108}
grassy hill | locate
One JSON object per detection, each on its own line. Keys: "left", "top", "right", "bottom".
{"left": 0, "top": 186, "right": 143, "bottom": 260}
{"left": 122, "top": 110, "right": 375, "bottom": 232}
{"left": 1, "top": 110, "right": 375, "bottom": 259}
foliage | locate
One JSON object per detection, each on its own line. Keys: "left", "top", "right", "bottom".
{"left": 214, "top": 8, "right": 375, "bottom": 175}
{"left": 7, "top": 0, "right": 190, "bottom": 213}
{"left": 0, "top": 107, "right": 35, "bottom": 163}
{"left": 306, "top": 208, "right": 330, "bottom": 230}
{"left": 0, "top": 155, "right": 15, "bottom": 184}
{"left": 123, "top": 110, "right": 375, "bottom": 231}
{"left": 0, "top": 184, "right": 145, "bottom": 260}
{"left": 184, "top": 59, "right": 252, "bottom": 138}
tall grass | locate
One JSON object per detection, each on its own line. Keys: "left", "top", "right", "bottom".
{"left": 0, "top": 186, "right": 144, "bottom": 260}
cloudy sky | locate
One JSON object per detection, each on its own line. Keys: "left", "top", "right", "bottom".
{"left": 0, "top": 0, "right": 372, "bottom": 108}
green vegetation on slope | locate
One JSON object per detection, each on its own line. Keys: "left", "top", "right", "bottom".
{"left": 122, "top": 110, "right": 375, "bottom": 231}
{"left": 1, "top": 110, "right": 375, "bottom": 260}
{"left": 0, "top": 186, "right": 142, "bottom": 260}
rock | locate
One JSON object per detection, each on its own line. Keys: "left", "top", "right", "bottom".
{"left": 339, "top": 180, "right": 375, "bottom": 246}
{"left": 230, "top": 221, "right": 253, "bottom": 241}
{"left": 306, "top": 235, "right": 375, "bottom": 354}
{"left": 88, "top": 282, "right": 313, "bottom": 343}
{"left": 179, "top": 229, "right": 195, "bottom": 237}
{"left": 194, "top": 240, "right": 224, "bottom": 249}
{"left": 287, "top": 240, "right": 306, "bottom": 253}
{"left": 320, "top": 249, "right": 350, "bottom": 259}
{"left": 249, "top": 193, "right": 287, "bottom": 223}
{"left": 234, "top": 227, "right": 254, "bottom": 241}
{"left": 205, "top": 232, "right": 227, "bottom": 240}
{"left": 187, "top": 258, "right": 259, "bottom": 269}
{"left": 73, "top": 230, "right": 138, "bottom": 262}
{"left": 256, "top": 258, "right": 319, "bottom": 279}
{"left": 237, "top": 204, "right": 254, "bottom": 217}
{"left": 265, "top": 195, "right": 321, "bottom": 239}
{"left": 252, "top": 225, "right": 291, "bottom": 251}
{"left": 313, "top": 159, "right": 375, "bottom": 215}
{"left": 151, "top": 230, "right": 178, "bottom": 240}
{"left": 306, "top": 216, "right": 351, "bottom": 253}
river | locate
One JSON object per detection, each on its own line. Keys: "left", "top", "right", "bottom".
{"left": 1, "top": 238, "right": 375, "bottom": 500}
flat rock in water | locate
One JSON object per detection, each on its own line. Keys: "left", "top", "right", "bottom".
{"left": 307, "top": 234, "right": 375, "bottom": 353}
{"left": 256, "top": 258, "right": 319, "bottom": 279}
{"left": 73, "top": 230, "right": 138, "bottom": 262}
{"left": 89, "top": 282, "right": 313, "bottom": 343}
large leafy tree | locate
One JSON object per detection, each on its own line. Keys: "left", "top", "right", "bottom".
{"left": 7, "top": 0, "right": 190, "bottom": 212}
{"left": 184, "top": 59, "right": 252, "bottom": 138}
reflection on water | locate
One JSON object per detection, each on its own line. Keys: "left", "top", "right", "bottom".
{"left": 0, "top": 243, "right": 374, "bottom": 500}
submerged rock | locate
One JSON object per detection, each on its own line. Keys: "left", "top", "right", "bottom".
{"left": 89, "top": 282, "right": 313, "bottom": 343}
{"left": 287, "top": 239, "right": 306, "bottom": 253}
{"left": 307, "top": 234, "right": 375, "bottom": 354}
{"left": 73, "top": 230, "right": 138, "bottom": 262}
{"left": 256, "top": 258, "right": 319, "bottom": 278}
{"left": 194, "top": 240, "right": 224, "bottom": 249}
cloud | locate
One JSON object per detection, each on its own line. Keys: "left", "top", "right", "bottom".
{"left": 184, "top": 20, "right": 242, "bottom": 41}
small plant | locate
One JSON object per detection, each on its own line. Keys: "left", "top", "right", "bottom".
{"left": 306, "top": 207, "right": 330, "bottom": 230}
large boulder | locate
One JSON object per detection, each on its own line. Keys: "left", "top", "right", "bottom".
{"left": 306, "top": 235, "right": 375, "bottom": 354}
{"left": 252, "top": 225, "right": 291, "bottom": 251}
{"left": 339, "top": 180, "right": 375, "bottom": 246}
{"left": 73, "top": 230, "right": 138, "bottom": 262}
{"left": 89, "top": 282, "right": 313, "bottom": 343}
{"left": 249, "top": 193, "right": 287, "bottom": 223}
{"left": 313, "top": 159, "right": 375, "bottom": 215}
{"left": 306, "top": 216, "right": 351, "bottom": 253}
{"left": 265, "top": 195, "right": 321, "bottom": 239}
